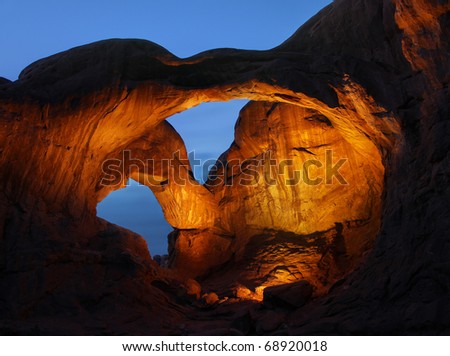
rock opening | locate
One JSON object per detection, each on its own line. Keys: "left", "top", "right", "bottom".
{"left": 97, "top": 178, "right": 172, "bottom": 256}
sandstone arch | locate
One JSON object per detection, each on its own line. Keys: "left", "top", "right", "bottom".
{"left": 0, "top": 0, "right": 448, "bottom": 335}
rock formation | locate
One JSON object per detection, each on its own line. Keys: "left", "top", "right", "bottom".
{"left": 0, "top": 0, "right": 449, "bottom": 335}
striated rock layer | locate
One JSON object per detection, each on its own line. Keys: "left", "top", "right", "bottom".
{"left": 0, "top": 0, "right": 449, "bottom": 335}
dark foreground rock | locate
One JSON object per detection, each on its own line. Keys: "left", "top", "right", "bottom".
{"left": 264, "top": 281, "right": 314, "bottom": 309}
{"left": 0, "top": 0, "right": 449, "bottom": 335}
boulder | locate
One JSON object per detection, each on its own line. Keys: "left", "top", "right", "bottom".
{"left": 263, "top": 280, "right": 314, "bottom": 309}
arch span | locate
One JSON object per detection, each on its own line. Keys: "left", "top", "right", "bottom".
{"left": 0, "top": 38, "right": 398, "bottom": 292}
{"left": 1, "top": 0, "right": 448, "bottom": 335}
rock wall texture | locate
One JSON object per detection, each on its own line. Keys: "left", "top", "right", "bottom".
{"left": 0, "top": 0, "right": 449, "bottom": 335}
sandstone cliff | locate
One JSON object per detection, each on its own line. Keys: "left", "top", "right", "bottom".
{"left": 0, "top": 0, "right": 449, "bottom": 335}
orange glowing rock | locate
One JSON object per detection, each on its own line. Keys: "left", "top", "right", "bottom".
{"left": 0, "top": 0, "right": 448, "bottom": 335}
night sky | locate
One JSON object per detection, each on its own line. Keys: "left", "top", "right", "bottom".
{"left": 1, "top": 0, "right": 332, "bottom": 255}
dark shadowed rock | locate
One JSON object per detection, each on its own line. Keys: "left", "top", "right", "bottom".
{"left": 0, "top": 77, "right": 11, "bottom": 86}
{"left": 263, "top": 280, "right": 314, "bottom": 309}
{"left": 257, "top": 310, "right": 286, "bottom": 333}
{"left": 0, "top": 0, "right": 449, "bottom": 335}
{"left": 230, "top": 311, "right": 254, "bottom": 335}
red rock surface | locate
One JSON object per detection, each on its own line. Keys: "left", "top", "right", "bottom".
{"left": 0, "top": 0, "right": 449, "bottom": 335}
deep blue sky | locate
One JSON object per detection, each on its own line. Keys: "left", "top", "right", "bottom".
{"left": 1, "top": 0, "right": 331, "bottom": 256}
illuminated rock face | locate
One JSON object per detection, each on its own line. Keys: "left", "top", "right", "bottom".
{"left": 170, "top": 101, "right": 384, "bottom": 290}
{"left": 0, "top": 0, "right": 449, "bottom": 335}
{"left": 210, "top": 102, "right": 383, "bottom": 237}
